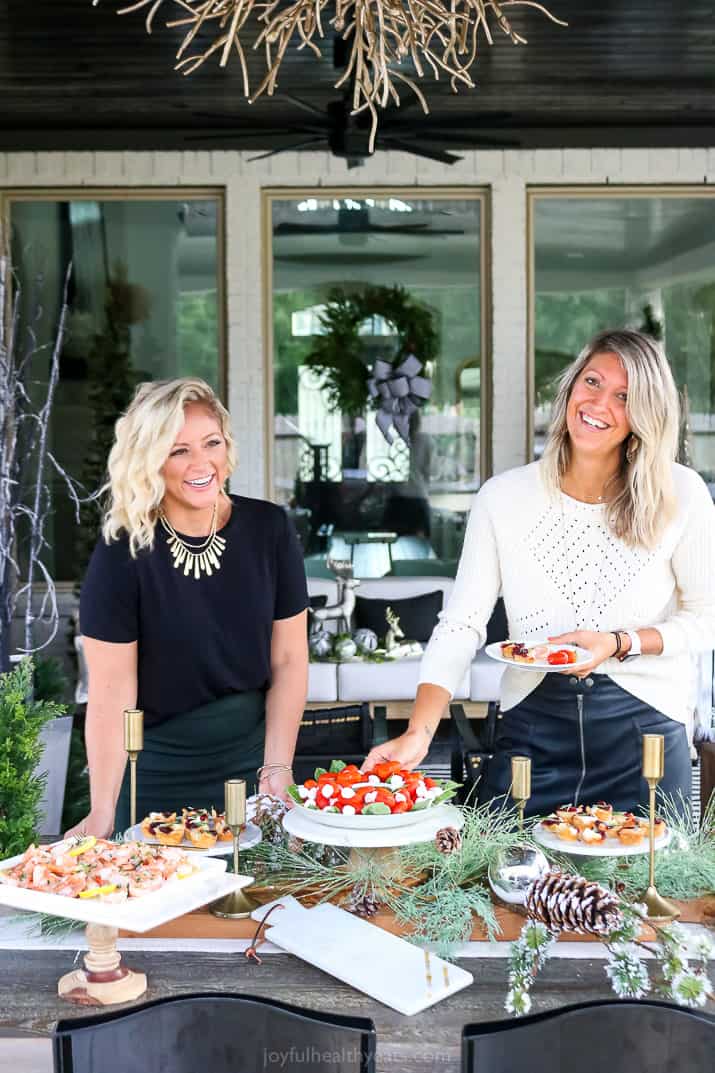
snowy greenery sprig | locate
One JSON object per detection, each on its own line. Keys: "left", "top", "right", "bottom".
{"left": 506, "top": 900, "right": 715, "bottom": 1016}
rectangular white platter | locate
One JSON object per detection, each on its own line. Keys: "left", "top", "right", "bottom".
{"left": 0, "top": 851, "right": 253, "bottom": 932}
{"left": 261, "top": 899, "right": 473, "bottom": 1016}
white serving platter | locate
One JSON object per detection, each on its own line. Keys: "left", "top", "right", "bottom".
{"left": 534, "top": 823, "right": 671, "bottom": 857}
{"left": 283, "top": 803, "right": 463, "bottom": 848}
{"left": 264, "top": 901, "right": 473, "bottom": 1016}
{"left": 0, "top": 851, "right": 253, "bottom": 932}
{"left": 123, "top": 820, "right": 262, "bottom": 856}
{"left": 485, "top": 641, "right": 592, "bottom": 672}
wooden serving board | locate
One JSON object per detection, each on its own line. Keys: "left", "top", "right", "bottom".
{"left": 119, "top": 895, "right": 715, "bottom": 942}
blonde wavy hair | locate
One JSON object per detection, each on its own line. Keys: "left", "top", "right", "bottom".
{"left": 102, "top": 378, "right": 236, "bottom": 556}
{"left": 541, "top": 329, "right": 679, "bottom": 549}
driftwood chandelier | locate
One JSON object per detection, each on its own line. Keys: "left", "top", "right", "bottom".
{"left": 96, "top": 1, "right": 566, "bottom": 149}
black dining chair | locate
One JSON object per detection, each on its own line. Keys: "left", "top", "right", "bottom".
{"left": 292, "top": 702, "right": 388, "bottom": 784}
{"left": 462, "top": 999, "right": 715, "bottom": 1073}
{"left": 53, "top": 991, "right": 377, "bottom": 1073}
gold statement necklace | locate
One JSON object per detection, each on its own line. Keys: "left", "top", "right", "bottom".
{"left": 159, "top": 502, "right": 226, "bottom": 579}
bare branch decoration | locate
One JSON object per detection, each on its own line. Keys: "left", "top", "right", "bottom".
{"left": 94, "top": 0, "right": 567, "bottom": 151}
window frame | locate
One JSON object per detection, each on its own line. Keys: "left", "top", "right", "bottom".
{"left": 1, "top": 185, "right": 228, "bottom": 588}
{"left": 526, "top": 184, "right": 715, "bottom": 460}
{"left": 262, "top": 185, "right": 492, "bottom": 500}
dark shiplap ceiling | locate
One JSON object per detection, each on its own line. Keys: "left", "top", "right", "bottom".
{"left": 1, "top": 0, "right": 714, "bottom": 152}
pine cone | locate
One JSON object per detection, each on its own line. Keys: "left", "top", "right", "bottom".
{"left": 286, "top": 836, "right": 304, "bottom": 855}
{"left": 252, "top": 793, "right": 287, "bottom": 846}
{"left": 526, "top": 870, "right": 623, "bottom": 936}
{"left": 435, "top": 826, "right": 462, "bottom": 854}
{"left": 345, "top": 885, "right": 380, "bottom": 918}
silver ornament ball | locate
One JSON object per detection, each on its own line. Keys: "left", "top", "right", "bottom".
{"left": 333, "top": 636, "right": 357, "bottom": 660}
{"left": 309, "top": 629, "right": 333, "bottom": 659}
{"left": 353, "top": 627, "right": 378, "bottom": 654}
{"left": 488, "top": 845, "right": 550, "bottom": 907}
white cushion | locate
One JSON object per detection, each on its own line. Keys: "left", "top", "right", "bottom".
{"left": 307, "top": 579, "right": 338, "bottom": 602}
{"left": 338, "top": 658, "right": 470, "bottom": 702}
{"left": 356, "top": 577, "right": 454, "bottom": 602}
{"left": 469, "top": 650, "right": 505, "bottom": 702}
{"left": 307, "top": 662, "right": 339, "bottom": 703}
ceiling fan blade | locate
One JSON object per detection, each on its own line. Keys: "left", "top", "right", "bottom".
{"left": 382, "top": 138, "right": 462, "bottom": 165}
{"left": 274, "top": 93, "right": 328, "bottom": 121}
{"left": 247, "top": 137, "right": 326, "bottom": 161}
{"left": 394, "top": 131, "right": 522, "bottom": 149}
{"left": 274, "top": 223, "right": 342, "bottom": 235}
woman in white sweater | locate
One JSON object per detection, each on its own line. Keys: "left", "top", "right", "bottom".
{"left": 363, "top": 329, "right": 715, "bottom": 813}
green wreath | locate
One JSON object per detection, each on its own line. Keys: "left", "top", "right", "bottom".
{"left": 305, "top": 284, "right": 438, "bottom": 418}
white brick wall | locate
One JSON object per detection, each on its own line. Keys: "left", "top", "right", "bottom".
{"left": 2, "top": 147, "right": 714, "bottom": 494}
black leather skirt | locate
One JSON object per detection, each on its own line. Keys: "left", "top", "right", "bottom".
{"left": 480, "top": 672, "right": 691, "bottom": 817}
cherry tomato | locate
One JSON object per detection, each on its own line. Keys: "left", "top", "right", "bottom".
{"left": 303, "top": 779, "right": 318, "bottom": 789}
{"left": 374, "top": 761, "right": 402, "bottom": 781}
{"left": 547, "top": 649, "right": 570, "bottom": 666}
{"left": 423, "top": 777, "right": 437, "bottom": 789}
{"left": 567, "top": 650, "right": 578, "bottom": 664}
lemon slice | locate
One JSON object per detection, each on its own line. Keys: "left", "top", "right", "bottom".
{"left": 69, "top": 836, "right": 97, "bottom": 857}
{"left": 78, "top": 883, "right": 117, "bottom": 899}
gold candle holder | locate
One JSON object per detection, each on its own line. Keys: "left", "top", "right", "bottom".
{"left": 210, "top": 779, "right": 255, "bottom": 919}
{"left": 123, "top": 709, "right": 144, "bottom": 829}
{"left": 511, "top": 756, "right": 532, "bottom": 830}
{"left": 639, "top": 734, "right": 679, "bottom": 922}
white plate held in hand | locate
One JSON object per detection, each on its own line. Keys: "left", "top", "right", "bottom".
{"left": 485, "top": 641, "right": 592, "bottom": 672}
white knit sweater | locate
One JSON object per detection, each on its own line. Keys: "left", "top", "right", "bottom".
{"left": 419, "top": 461, "right": 715, "bottom": 728}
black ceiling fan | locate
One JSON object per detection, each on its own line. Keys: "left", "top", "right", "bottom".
{"left": 188, "top": 36, "right": 519, "bottom": 167}
{"left": 273, "top": 202, "right": 465, "bottom": 238}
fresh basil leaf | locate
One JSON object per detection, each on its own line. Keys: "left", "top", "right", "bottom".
{"left": 314, "top": 767, "right": 328, "bottom": 779}
{"left": 362, "top": 802, "right": 391, "bottom": 815}
{"left": 286, "top": 785, "right": 303, "bottom": 805}
{"left": 329, "top": 759, "right": 347, "bottom": 773}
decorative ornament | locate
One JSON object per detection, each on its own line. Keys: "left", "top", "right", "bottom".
{"left": 309, "top": 629, "right": 333, "bottom": 659}
{"left": 333, "top": 636, "right": 357, "bottom": 660}
{"left": 251, "top": 793, "right": 287, "bottom": 845}
{"left": 435, "top": 826, "right": 463, "bottom": 854}
{"left": 487, "top": 845, "right": 549, "bottom": 907}
{"left": 306, "top": 285, "right": 436, "bottom": 421}
{"left": 159, "top": 505, "right": 225, "bottom": 579}
{"left": 345, "top": 884, "right": 380, "bottom": 918}
{"left": 367, "top": 354, "right": 432, "bottom": 445}
{"left": 100, "top": 1, "right": 566, "bottom": 151}
{"left": 286, "top": 835, "right": 304, "bottom": 855}
{"left": 526, "top": 871, "right": 624, "bottom": 936}
{"left": 352, "top": 627, "right": 378, "bottom": 654}
{"left": 384, "top": 607, "right": 404, "bottom": 652}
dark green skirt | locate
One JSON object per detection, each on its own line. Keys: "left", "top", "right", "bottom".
{"left": 115, "top": 690, "right": 265, "bottom": 832}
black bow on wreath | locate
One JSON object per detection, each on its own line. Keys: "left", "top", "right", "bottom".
{"left": 367, "top": 354, "right": 432, "bottom": 444}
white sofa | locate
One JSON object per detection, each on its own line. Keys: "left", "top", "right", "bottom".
{"left": 307, "top": 575, "right": 504, "bottom": 704}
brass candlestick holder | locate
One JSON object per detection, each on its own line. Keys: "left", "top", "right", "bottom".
{"left": 210, "top": 779, "right": 255, "bottom": 919}
{"left": 511, "top": 756, "right": 532, "bottom": 830}
{"left": 123, "top": 708, "right": 144, "bottom": 829}
{"left": 639, "top": 734, "right": 680, "bottom": 922}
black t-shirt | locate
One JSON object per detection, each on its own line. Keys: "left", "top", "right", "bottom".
{"left": 80, "top": 496, "right": 308, "bottom": 726}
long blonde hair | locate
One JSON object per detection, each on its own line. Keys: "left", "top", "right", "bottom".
{"left": 541, "top": 329, "right": 679, "bottom": 549}
{"left": 102, "top": 378, "right": 236, "bottom": 556}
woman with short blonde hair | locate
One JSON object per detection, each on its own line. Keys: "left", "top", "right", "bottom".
{"left": 365, "top": 329, "right": 715, "bottom": 815}
{"left": 70, "top": 377, "right": 308, "bottom": 837}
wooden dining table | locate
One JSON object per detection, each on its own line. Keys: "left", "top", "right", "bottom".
{"left": 0, "top": 939, "right": 630, "bottom": 1073}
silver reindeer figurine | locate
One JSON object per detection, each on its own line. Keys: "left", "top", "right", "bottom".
{"left": 310, "top": 558, "right": 361, "bottom": 635}
{"left": 384, "top": 606, "right": 405, "bottom": 653}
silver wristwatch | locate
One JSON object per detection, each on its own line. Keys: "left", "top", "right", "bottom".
{"left": 619, "top": 629, "right": 642, "bottom": 661}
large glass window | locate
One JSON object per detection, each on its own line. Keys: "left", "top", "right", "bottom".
{"left": 6, "top": 192, "right": 224, "bottom": 580}
{"left": 530, "top": 190, "right": 715, "bottom": 496}
{"left": 269, "top": 191, "right": 486, "bottom": 577}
